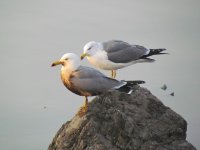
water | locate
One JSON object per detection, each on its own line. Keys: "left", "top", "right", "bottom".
{"left": 0, "top": 0, "right": 200, "bottom": 149}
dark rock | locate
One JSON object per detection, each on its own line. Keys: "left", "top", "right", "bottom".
{"left": 48, "top": 86, "right": 196, "bottom": 150}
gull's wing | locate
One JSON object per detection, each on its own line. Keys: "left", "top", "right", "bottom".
{"left": 70, "top": 66, "right": 125, "bottom": 96}
{"left": 102, "top": 40, "right": 149, "bottom": 63}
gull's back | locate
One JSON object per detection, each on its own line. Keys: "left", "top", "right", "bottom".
{"left": 102, "top": 40, "right": 149, "bottom": 63}
{"left": 69, "top": 66, "right": 124, "bottom": 96}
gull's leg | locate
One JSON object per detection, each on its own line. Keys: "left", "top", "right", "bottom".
{"left": 111, "top": 70, "right": 117, "bottom": 79}
{"left": 113, "top": 70, "right": 116, "bottom": 79}
{"left": 77, "top": 96, "right": 88, "bottom": 117}
{"left": 84, "top": 96, "right": 88, "bottom": 111}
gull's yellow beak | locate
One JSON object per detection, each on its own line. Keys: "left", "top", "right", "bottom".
{"left": 80, "top": 53, "right": 89, "bottom": 60}
{"left": 51, "top": 61, "right": 63, "bottom": 67}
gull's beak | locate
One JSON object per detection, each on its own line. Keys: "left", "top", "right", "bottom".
{"left": 51, "top": 61, "right": 63, "bottom": 67}
{"left": 80, "top": 53, "right": 89, "bottom": 60}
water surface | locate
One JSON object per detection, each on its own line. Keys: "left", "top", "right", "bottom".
{"left": 0, "top": 0, "right": 199, "bottom": 149}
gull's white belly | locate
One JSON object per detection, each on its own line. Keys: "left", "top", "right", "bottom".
{"left": 87, "top": 56, "right": 135, "bottom": 70}
{"left": 86, "top": 50, "right": 149, "bottom": 70}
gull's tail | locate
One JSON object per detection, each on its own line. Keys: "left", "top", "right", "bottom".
{"left": 117, "top": 80, "right": 145, "bottom": 94}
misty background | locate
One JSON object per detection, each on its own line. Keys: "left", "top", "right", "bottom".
{"left": 0, "top": 0, "right": 199, "bottom": 149}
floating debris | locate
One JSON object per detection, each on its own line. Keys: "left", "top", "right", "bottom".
{"left": 43, "top": 106, "right": 47, "bottom": 109}
{"left": 161, "top": 84, "right": 167, "bottom": 90}
{"left": 170, "top": 92, "right": 174, "bottom": 96}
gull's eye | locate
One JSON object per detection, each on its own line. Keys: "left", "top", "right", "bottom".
{"left": 87, "top": 46, "right": 92, "bottom": 51}
{"left": 65, "top": 58, "right": 68, "bottom": 60}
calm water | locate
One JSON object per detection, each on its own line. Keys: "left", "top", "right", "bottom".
{"left": 0, "top": 0, "right": 200, "bottom": 149}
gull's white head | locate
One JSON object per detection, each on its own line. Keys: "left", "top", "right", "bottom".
{"left": 81, "top": 41, "right": 102, "bottom": 59}
{"left": 52, "top": 53, "right": 80, "bottom": 71}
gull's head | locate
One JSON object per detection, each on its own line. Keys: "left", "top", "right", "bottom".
{"left": 51, "top": 53, "right": 80, "bottom": 71}
{"left": 81, "top": 41, "right": 102, "bottom": 60}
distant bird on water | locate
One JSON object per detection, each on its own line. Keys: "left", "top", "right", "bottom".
{"left": 51, "top": 53, "right": 145, "bottom": 117}
{"left": 81, "top": 40, "right": 167, "bottom": 78}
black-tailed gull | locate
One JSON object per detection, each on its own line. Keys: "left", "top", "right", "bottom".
{"left": 51, "top": 53, "right": 145, "bottom": 116}
{"left": 81, "top": 40, "right": 167, "bottom": 78}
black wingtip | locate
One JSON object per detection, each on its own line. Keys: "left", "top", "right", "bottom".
{"left": 149, "top": 48, "right": 167, "bottom": 51}
{"left": 116, "top": 80, "right": 145, "bottom": 94}
{"left": 125, "top": 80, "right": 146, "bottom": 85}
{"left": 140, "top": 48, "right": 167, "bottom": 59}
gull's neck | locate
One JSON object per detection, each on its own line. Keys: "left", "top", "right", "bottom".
{"left": 96, "top": 42, "right": 103, "bottom": 51}
{"left": 60, "top": 60, "right": 80, "bottom": 80}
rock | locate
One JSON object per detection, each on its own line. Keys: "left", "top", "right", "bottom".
{"left": 48, "top": 86, "right": 196, "bottom": 150}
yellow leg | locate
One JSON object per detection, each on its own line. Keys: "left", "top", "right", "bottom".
{"left": 111, "top": 70, "right": 116, "bottom": 79}
{"left": 84, "top": 96, "right": 88, "bottom": 110}
{"left": 77, "top": 96, "right": 88, "bottom": 117}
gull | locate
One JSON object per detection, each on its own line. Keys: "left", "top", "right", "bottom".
{"left": 81, "top": 40, "right": 167, "bottom": 78}
{"left": 51, "top": 53, "right": 144, "bottom": 117}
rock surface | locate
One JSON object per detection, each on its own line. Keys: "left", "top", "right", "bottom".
{"left": 48, "top": 86, "right": 196, "bottom": 150}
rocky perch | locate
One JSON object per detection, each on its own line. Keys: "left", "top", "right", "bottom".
{"left": 48, "top": 86, "right": 196, "bottom": 150}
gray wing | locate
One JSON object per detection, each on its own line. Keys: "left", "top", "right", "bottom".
{"left": 102, "top": 40, "right": 149, "bottom": 63}
{"left": 70, "top": 66, "right": 124, "bottom": 95}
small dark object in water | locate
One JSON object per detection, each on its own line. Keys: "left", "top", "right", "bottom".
{"left": 170, "top": 92, "right": 174, "bottom": 96}
{"left": 161, "top": 84, "right": 167, "bottom": 90}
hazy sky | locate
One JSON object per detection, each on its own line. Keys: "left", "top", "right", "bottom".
{"left": 0, "top": 0, "right": 200, "bottom": 149}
